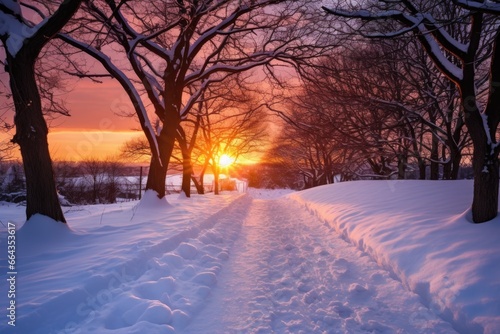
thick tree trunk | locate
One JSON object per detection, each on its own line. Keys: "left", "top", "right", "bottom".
{"left": 10, "top": 57, "right": 66, "bottom": 223}
{"left": 471, "top": 146, "right": 499, "bottom": 223}
{"left": 458, "top": 14, "right": 500, "bottom": 223}
{"left": 468, "top": 25, "right": 500, "bottom": 223}
{"left": 461, "top": 120, "right": 499, "bottom": 223}
{"left": 146, "top": 155, "right": 168, "bottom": 198}
{"left": 460, "top": 83, "right": 499, "bottom": 222}
{"left": 145, "top": 122, "right": 177, "bottom": 198}
{"left": 3, "top": 0, "right": 82, "bottom": 223}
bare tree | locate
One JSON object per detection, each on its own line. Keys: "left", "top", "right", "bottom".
{"left": 274, "top": 43, "right": 414, "bottom": 182}
{"left": 102, "top": 157, "right": 124, "bottom": 203}
{"left": 120, "top": 137, "right": 152, "bottom": 163}
{"left": 271, "top": 92, "right": 348, "bottom": 187}
{"left": 79, "top": 157, "right": 124, "bottom": 204}
{"left": 0, "top": 0, "right": 82, "bottom": 223}
{"left": 80, "top": 158, "right": 107, "bottom": 204}
{"left": 0, "top": 138, "right": 14, "bottom": 163}
{"left": 190, "top": 78, "right": 269, "bottom": 195}
{"left": 53, "top": 160, "right": 80, "bottom": 204}
{"left": 324, "top": 0, "right": 500, "bottom": 222}
{"left": 274, "top": 33, "right": 472, "bottom": 184}
{"left": 59, "top": 0, "right": 331, "bottom": 200}
{"left": 0, "top": 160, "right": 24, "bottom": 200}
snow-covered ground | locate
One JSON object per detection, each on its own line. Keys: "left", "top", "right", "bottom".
{"left": 289, "top": 180, "right": 500, "bottom": 334}
{"left": 0, "top": 181, "right": 499, "bottom": 333}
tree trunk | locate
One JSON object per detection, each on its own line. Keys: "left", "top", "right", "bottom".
{"left": 418, "top": 159, "right": 426, "bottom": 180}
{"left": 450, "top": 152, "right": 462, "bottom": 180}
{"left": 446, "top": 142, "right": 462, "bottom": 180}
{"left": 199, "top": 172, "right": 206, "bottom": 193}
{"left": 467, "top": 25, "right": 500, "bottom": 223}
{"left": 397, "top": 154, "right": 406, "bottom": 180}
{"left": 442, "top": 162, "right": 451, "bottom": 180}
{"left": 442, "top": 144, "right": 452, "bottom": 180}
{"left": 430, "top": 135, "right": 439, "bottom": 180}
{"left": 214, "top": 166, "right": 220, "bottom": 195}
{"left": 146, "top": 155, "right": 167, "bottom": 198}
{"left": 93, "top": 176, "right": 98, "bottom": 204}
{"left": 181, "top": 153, "right": 193, "bottom": 197}
{"left": 10, "top": 56, "right": 66, "bottom": 223}
{"left": 176, "top": 128, "right": 194, "bottom": 197}
{"left": 192, "top": 175, "right": 204, "bottom": 194}
{"left": 471, "top": 145, "right": 499, "bottom": 223}
{"left": 461, "top": 79, "right": 499, "bottom": 222}
{"left": 145, "top": 122, "right": 178, "bottom": 198}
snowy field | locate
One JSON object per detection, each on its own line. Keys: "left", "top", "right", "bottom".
{"left": 0, "top": 181, "right": 499, "bottom": 333}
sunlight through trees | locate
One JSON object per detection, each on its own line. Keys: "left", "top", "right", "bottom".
{"left": 2, "top": 0, "right": 500, "bottom": 223}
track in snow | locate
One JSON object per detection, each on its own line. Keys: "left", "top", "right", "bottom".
{"left": 184, "top": 197, "right": 456, "bottom": 334}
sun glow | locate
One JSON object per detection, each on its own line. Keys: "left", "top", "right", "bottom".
{"left": 219, "top": 154, "right": 234, "bottom": 168}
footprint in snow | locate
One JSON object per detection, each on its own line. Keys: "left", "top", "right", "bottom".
{"left": 133, "top": 277, "right": 177, "bottom": 299}
{"left": 137, "top": 302, "right": 173, "bottom": 325}
{"left": 180, "top": 265, "right": 196, "bottom": 280}
{"left": 348, "top": 283, "right": 369, "bottom": 294}
{"left": 273, "top": 287, "right": 294, "bottom": 302}
{"left": 297, "top": 282, "right": 313, "bottom": 293}
{"left": 318, "top": 249, "right": 330, "bottom": 256}
{"left": 177, "top": 242, "right": 198, "bottom": 260}
{"left": 303, "top": 289, "right": 320, "bottom": 304}
{"left": 162, "top": 253, "right": 184, "bottom": 268}
{"left": 330, "top": 301, "right": 353, "bottom": 319}
{"left": 332, "top": 258, "right": 350, "bottom": 276}
{"left": 191, "top": 272, "right": 217, "bottom": 287}
{"left": 347, "top": 283, "right": 373, "bottom": 301}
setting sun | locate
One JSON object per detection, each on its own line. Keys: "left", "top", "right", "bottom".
{"left": 219, "top": 154, "right": 234, "bottom": 168}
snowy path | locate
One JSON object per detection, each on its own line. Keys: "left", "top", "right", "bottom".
{"left": 3, "top": 184, "right": 498, "bottom": 333}
{"left": 185, "top": 197, "right": 457, "bottom": 334}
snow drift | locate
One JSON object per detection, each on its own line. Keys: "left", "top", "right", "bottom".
{"left": 290, "top": 180, "right": 500, "bottom": 333}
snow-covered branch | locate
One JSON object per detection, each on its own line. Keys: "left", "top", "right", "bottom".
{"left": 453, "top": 0, "right": 500, "bottom": 14}
{"left": 57, "top": 33, "right": 162, "bottom": 165}
{"left": 322, "top": 5, "right": 464, "bottom": 84}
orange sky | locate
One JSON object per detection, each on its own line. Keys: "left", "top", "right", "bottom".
{"left": 48, "top": 130, "right": 144, "bottom": 161}
{"left": 49, "top": 79, "right": 140, "bottom": 131}
{"left": 1, "top": 70, "right": 280, "bottom": 164}
{"left": 2, "top": 78, "right": 147, "bottom": 161}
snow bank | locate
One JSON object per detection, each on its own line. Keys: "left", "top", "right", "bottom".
{"left": 17, "top": 214, "right": 77, "bottom": 244}
{"left": 134, "top": 189, "right": 171, "bottom": 210}
{"left": 289, "top": 180, "right": 500, "bottom": 333}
